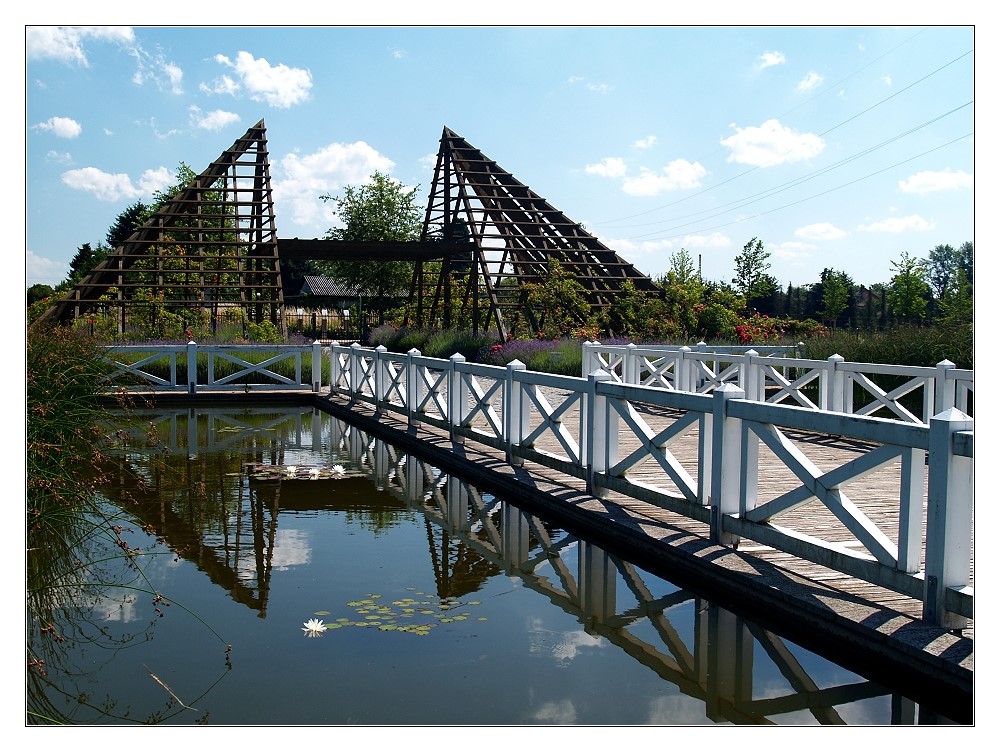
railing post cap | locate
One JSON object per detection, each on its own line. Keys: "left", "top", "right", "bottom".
{"left": 746, "top": 349, "right": 758, "bottom": 357}
{"left": 351, "top": 341, "right": 363, "bottom": 349}
{"left": 936, "top": 359, "right": 956, "bottom": 368}
{"left": 828, "top": 353, "right": 845, "bottom": 362}
{"left": 450, "top": 352, "right": 466, "bottom": 362}
{"left": 588, "top": 369, "right": 613, "bottom": 382}
{"left": 507, "top": 358, "right": 526, "bottom": 370}
{"left": 931, "top": 406, "right": 972, "bottom": 422}
{"left": 626, "top": 342, "right": 638, "bottom": 350}
{"left": 715, "top": 383, "right": 745, "bottom": 396}
{"left": 679, "top": 345, "right": 691, "bottom": 352}
{"left": 375, "top": 345, "right": 387, "bottom": 352}
{"left": 407, "top": 348, "right": 421, "bottom": 356}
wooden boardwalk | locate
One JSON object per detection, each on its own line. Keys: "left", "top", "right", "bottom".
{"left": 311, "top": 388, "right": 973, "bottom": 715}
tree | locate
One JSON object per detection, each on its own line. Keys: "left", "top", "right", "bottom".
{"left": 818, "top": 268, "right": 853, "bottom": 327}
{"left": 655, "top": 248, "right": 706, "bottom": 339}
{"left": 316, "top": 172, "right": 423, "bottom": 325}
{"left": 887, "top": 252, "right": 930, "bottom": 324}
{"left": 27, "top": 284, "right": 54, "bottom": 306}
{"left": 732, "top": 237, "right": 771, "bottom": 301}
{"left": 105, "top": 200, "right": 150, "bottom": 250}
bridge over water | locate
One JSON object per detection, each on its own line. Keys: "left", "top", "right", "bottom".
{"left": 99, "top": 340, "right": 974, "bottom": 709}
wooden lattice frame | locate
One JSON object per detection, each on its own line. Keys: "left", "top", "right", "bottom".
{"left": 410, "top": 126, "right": 660, "bottom": 339}
{"left": 41, "top": 120, "right": 284, "bottom": 335}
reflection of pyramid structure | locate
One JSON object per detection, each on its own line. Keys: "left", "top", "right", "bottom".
{"left": 42, "top": 120, "right": 284, "bottom": 333}
{"left": 410, "top": 126, "right": 661, "bottom": 339}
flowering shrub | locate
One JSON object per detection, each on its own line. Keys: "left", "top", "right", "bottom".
{"left": 734, "top": 313, "right": 786, "bottom": 344}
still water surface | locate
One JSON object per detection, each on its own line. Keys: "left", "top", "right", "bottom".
{"left": 28, "top": 405, "right": 960, "bottom": 725}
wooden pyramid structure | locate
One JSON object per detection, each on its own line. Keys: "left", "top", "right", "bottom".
{"left": 41, "top": 120, "right": 284, "bottom": 335}
{"left": 409, "top": 126, "right": 660, "bottom": 339}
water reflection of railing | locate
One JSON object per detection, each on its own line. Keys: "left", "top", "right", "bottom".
{"left": 328, "top": 416, "right": 943, "bottom": 725}
{"left": 103, "top": 407, "right": 953, "bottom": 724}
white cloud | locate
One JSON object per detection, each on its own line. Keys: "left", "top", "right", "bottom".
{"left": 632, "top": 135, "right": 656, "bottom": 149}
{"left": 857, "top": 215, "right": 935, "bottom": 233}
{"left": 529, "top": 699, "right": 577, "bottom": 724}
{"left": 680, "top": 232, "right": 731, "bottom": 249}
{"left": 587, "top": 82, "right": 611, "bottom": 94}
{"left": 200, "top": 74, "right": 240, "bottom": 97}
{"left": 60, "top": 165, "right": 172, "bottom": 202}
{"left": 136, "top": 167, "right": 175, "bottom": 196}
{"left": 881, "top": 74, "right": 893, "bottom": 86}
{"left": 418, "top": 153, "right": 438, "bottom": 170}
{"left": 45, "top": 150, "right": 73, "bottom": 164}
{"left": 26, "top": 250, "right": 67, "bottom": 287}
{"left": 214, "top": 51, "right": 312, "bottom": 108}
{"left": 584, "top": 157, "right": 627, "bottom": 179}
{"left": 771, "top": 241, "right": 815, "bottom": 261}
{"left": 128, "top": 43, "right": 184, "bottom": 94}
{"left": 189, "top": 106, "right": 242, "bottom": 131}
{"left": 33, "top": 116, "right": 82, "bottom": 138}
{"left": 622, "top": 159, "right": 706, "bottom": 196}
{"left": 272, "top": 141, "right": 396, "bottom": 230}
{"left": 390, "top": 47, "right": 407, "bottom": 59}
{"left": 757, "top": 51, "right": 786, "bottom": 69}
{"left": 26, "top": 26, "right": 135, "bottom": 66}
{"left": 898, "top": 169, "right": 973, "bottom": 194}
{"left": 794, "top": 222, "right": 847, "bottom": 241}
{"left": 721, "top": 119, "right": 824, "bottom": 166}
{"left": 162, "top": 62, "right": 184, "bottom": 93}
{"left": 797, "top": 71, "right": 823, "bottom": 91}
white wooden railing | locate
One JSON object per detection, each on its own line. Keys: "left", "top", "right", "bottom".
{"left": 326, "top": 343, "right": 973, "bottom": 628}
{"left": 103, "top": 342, "right": 326, "bottom": 393}
{"left": 582, "top": 341, "right": 974, "bottom": 425}
{"left": 102, "top": 341, "right": 974, "bottom": 627}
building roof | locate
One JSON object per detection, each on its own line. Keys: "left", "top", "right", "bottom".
{"left": 299, "top": 276, "right": 359, "bottom": 297}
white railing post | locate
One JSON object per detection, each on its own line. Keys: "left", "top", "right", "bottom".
{"left": 186, "top": 340, "right": 198, "bottom": 394}
{"left": 710, "top": 384, "right": 745, "bottom": 547}
{"left": 581, "top": 340, "right": 598, "bottom": 378}
{"left": 406, "top": 348, "right": 421, "bottom": 428}
{"left": 504, "top": 359, "right": 527, "bottom": 466}
{"left": 586, "top": 370, "right": 615, "bottom": 497}
{"left": 327, "top": 346, "right": 338, "bottom": 395}
{"left": 677, "top": 346, "right": 692, "bottom": 392}
{"left": 349, "top": 343, "right": 364, "bottom": 403}
{"left": 311, "top": 341, "right": 322, "bottom": 392}
{"left": 448, "top": 353, "right": 467, "bottom": 444}
{"left": 742, "top": 349, "right": 763, "bottom": 402}
{"left": 821, "top": 354, "right": 845, "bottom": 413}
{"left": 924, "top": 408, "right": 974, "bottom": 628}
{"left": 374, "top": 346, "right": 388, "bottom": 410}
{"left": 934, "top": 359, "right": 957, "bottom": 416}
{"left": 624, "top": 343, "right": 639, "bottom": 385}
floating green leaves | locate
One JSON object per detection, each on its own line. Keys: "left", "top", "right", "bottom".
{"left": 313, "top": 590, "right": 487, "bottom": 637}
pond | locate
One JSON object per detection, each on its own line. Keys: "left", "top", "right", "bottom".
{"left": 26, "top": 404, "right": 962, "bottom": 726}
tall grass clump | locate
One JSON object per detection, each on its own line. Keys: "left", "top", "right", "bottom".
{"left": 480, "top": 337, "right": 584, "bottom": 376}
{"left": 799, "top": 323, "right": 973, "bottom": 369}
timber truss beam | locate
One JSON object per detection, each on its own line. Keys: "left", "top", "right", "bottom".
{"left": 409, "top": 126, "right": 661, "bottom": 339}
{"left": 40, "top": 120, "right": 284, "bottom": 335}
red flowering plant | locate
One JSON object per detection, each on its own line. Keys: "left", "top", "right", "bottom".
{"left": 734, "top": 313, "right": 787, "bottom": 344}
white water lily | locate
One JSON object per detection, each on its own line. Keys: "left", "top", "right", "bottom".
{"left": 284, "top": 466, "right": 297, "bottom": 476}
{"left": 302, "top": 618, "right": 327, "bottom": 636}
{"left": 332, "top": 465, "right": 345, "bottom": 476}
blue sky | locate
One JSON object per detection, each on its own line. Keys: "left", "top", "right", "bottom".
{"left": 25, "top": 24, "right": 975, "bottom": 292}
